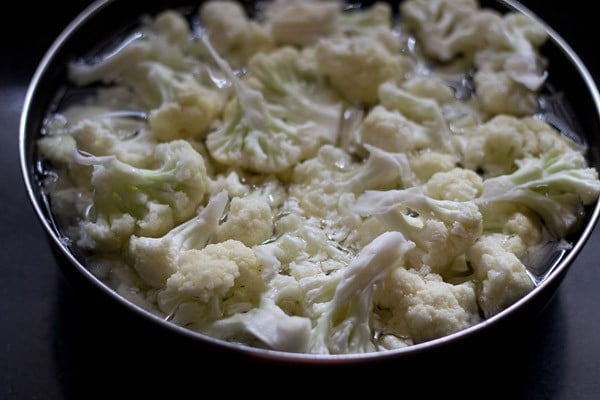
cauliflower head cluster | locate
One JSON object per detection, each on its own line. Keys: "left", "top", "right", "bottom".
{"left": 36, "top": 0, "right": 600, "bottom": 355}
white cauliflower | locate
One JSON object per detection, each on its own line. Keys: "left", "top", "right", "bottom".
{"left": 140, "top": 9, "right": 195, "bottom": 69}
{"left": 375, "top": 266, "right": 481, "bottom": 346}
{"left": 215, "top": 195, "right": 274, "bottom": 247}
{"left": 473, "top": 70, "right": 539, "bottom": 116}
{"left": 378, "top": 81, "right": 459, "bottom": 156}
{"left": 72, "top": 140, "right": 210, "bottom": 251}
{"left": 358, "top": 105, "right": 434, "bottom": 154}
{"left": 424, "top": 167, "right": 483, "bottom": 201}
{"left": 310, "top": 231, "right": 416, "bottom": 354}
{"left": 121, "top": 62, "right": 225, "bottom": 141}
{"left": 401, "top": 75, "right": 456, "bottom": 104}
{"left": 35, "top": 0, "right": 600, "bottom": 357}
{"left": 48, "top": 109, "right": 155, "bottom": 166}
{"left": 203, "top": 37, "right": 343, "bottom": 174}
{"left": 408, "top": 151, "right": 458, "bottom": 184}
{"left": 400, "top": 0, "right": 500, "bottom": 62}
{"left": 199, "top": 0, "right": 274, "bottom": 67}
{"left": 67, "top": 41, "right": 153, "bottom": 87}
{"left": 289, "top": 143, "right": 416, "bottom": 251}
{"left": 204, "top": 297, "right": 312, "bottom": 353}
{"left": 127, "top": 190, "right": 228, "bottom": 288}
{"left": 337, "top": 2, "right": 401, "bottom": 52}
{"left": 158, "top": 240, "right": 266, "bottom": 328}
{"left": 473, "top": 13, "right": 549, "bottom": 115}
{"left": 480, "top": 203, "right": 544, "bottom": 258}
{"left": 352, "top": 186, "right": 483, "bottom": 275}
{"left": 476, "top": 147, "right": 600, "bottom": 237}
{"left": 67, "top": 9, "right": 197, "bottom": 85}
{"left": 262, "top": 0, "right": 340, "bottom": 47}
{"left": 315, "top": 36, "right": 405, "bottom": 105}
{"left": 460, "top": 115, "right": 579, "bottom": 177}
{"left": 466, "top": 234, "right": 535, "bottom": 318}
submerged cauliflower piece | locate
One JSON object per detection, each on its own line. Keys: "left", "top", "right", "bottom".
{"left": 128, "top": 190, "right": 229, "bottom": 288}
{"left": 263, "top": 0, "right": 340, "bottom": 47}
{"left": 352, "top": 186, "right": 483, "bottom": 275}
{"left": 199, "top": 0, "right": 274, "bottom": 67}
{"left": 473, "top": 13, "right": 549, "bottom": 116}
{"left": 461, "top": 115, "right": 579, "bottom": 177}
{"left": 467, "top": 234, "right": 535, "bottom": 318}
{"left": 315, "top": 36, "right": 405, "bottom": 105}
{"left": 158, "top": 240, "right": 266, "bottom": 327}
{"left": 401, "top": 0, "right": 500, "bottom": 62}
{"left": 358, "top": 105, "right": 432, "bottom": 153}
{"left": 424, "top": 168, "right": 483, "bottom": 201}
{"left": 215, "top": 195, "right": 274, "bottom": 246}
{"left": 71, "top": 139, "right": 210, "bottom": 251}
{"left": 122, "top": 62, "right": 225, "bottom": 141}
{"left": 376, "top": 266, "right": 481, "bottom": 346}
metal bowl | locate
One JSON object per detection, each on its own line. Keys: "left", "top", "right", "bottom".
{"left": 19, "top": 0, "right": 600, "bottom": 365}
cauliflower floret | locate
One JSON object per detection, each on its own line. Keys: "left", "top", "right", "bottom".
{"left": 203, "top": 39, "right": 343, "bottom": 174}
{"left": 467, "top": 234, "right": 535, "bottom": 318}
{"left": 72, "top": 140, "right": 210, "bottom": 251}
{"left": 67, "top": 41, "right": 153, "bottom": 87}
{"left": 67, "top": 113, "right": 155, "bottom": 165}
{"left": 204, "top": 297, "right": 312, "bottom": 353}
{"left": 158, "top": 240, "right": 266, "bottom": 327}
{"left": 500, "top": 208, "right": 544, "bottom": 250}
{"left": 215, "top": 195, "right": 274, "bottom": 247}
{"left": 375, "top": 266, "right": 481, "bottom": 345}
{"left": 149, "top": 10, "right": 190, "bottom": 49}
{"left": 67, "top": 9, "right": 197, "bottom": 86}
{"left": 400, "top": 0, "right": 500, "bottom": 62}
{"left": 408, "top": 151, "right": 458, "bottom": 183}
{"left": 315, "top": 36, "right": 405, "bottom": 105}
{"left": 461, "top": 115, "right": 580, "bottom": 177}
{"left": 272, "top": 201, "right": 354, "bottom": 276}
{"left": 479, "top": 202, "right": 544, "bottom": 255}
{"left": 292, "top": 144, "right": 413, "bottom": 198}
{"left": 37, "top": 134, "right": 94, "bottom": 194}
{"left": 310, "top": 231, "right": 416, "bottom": 354}
{"left": 77, "top": 213, "right": 137, "bottom": 252}
{"left": 199, "top": 0, "right": 274, "bottom": 67}
{"left": 485, "top": 12, "right": 548, "bottom": 55}
{"left": 263, "top": 0, "right": 340, "bottom": 47}
{"left": 207, "top": 170, "right": 251, "bottom": 198}
{"left": 352, "top": 186, "right": 483, "bottom": 275}
{"left": 378, "top": 81, "right": 458, "bottom": 155}
{"left": 122, "top": 62, "right": 224, "bottom": 141}
{"left": 473, "top": 70, "right": 539, "bottom": 116}
{"left": 358, "top": 105, "right": 433, "bottom": 153}
{"left": 424, "top": 168, "right": 483, "bottom": 201}
{"left": 401, "top": 75, "right": 456, "bottom": 104}
{"left": 128, "top": 191, "right": 228, "bottom": 288}
{"left": 337, "top": 2, "right": 402, "bottom": 53}
{"left": 472, "top": 202, "right": 550, "bottom": 266}
{"left": 461, "top": 114, "right": 538, "bottom": 176}
{"left": 476, "top": 147, "right": 600, "bottom": 238}
{"left": 290, "top": 144, "right": 415, "bottom": 249}
{"left": 140, "top": 9, "right": 194, "bottom": 69}
{"left": 478, "top": 12, "right": 548, "bottom": 89}
{"left": 149, "top": 95, "right": 221, "bottom": 142}
{"left": 473, "top": 13, "right": 549, "bottom": 116}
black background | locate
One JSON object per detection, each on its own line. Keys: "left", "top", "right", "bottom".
{"left": 1, "top": 1, "right": 599, "bottom": 399}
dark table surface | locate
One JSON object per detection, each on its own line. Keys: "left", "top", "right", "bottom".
{"left": 2, "top": 1, "right": 599, "bottom": 399}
